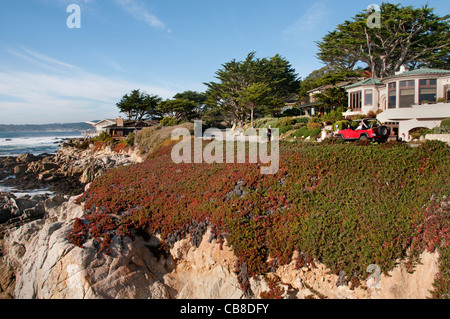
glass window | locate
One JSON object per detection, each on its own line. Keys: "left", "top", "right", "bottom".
{"left": 364, "top": 89, "right": 373, "bottom": 106}
{"left": 349, "top": 91, "right": 362, "bottom": 110}
{"left": 399, "top": 80, "right": 415, "bottom": 108}
{"left": 419, "top": 79, "right": 437, "bottom": 104}
{"left": 388, "top": 82, "right": 396, "bottom": 109}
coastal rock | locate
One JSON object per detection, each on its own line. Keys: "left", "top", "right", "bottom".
{"left": 5, "top": 216, "right": 172, "bottom": 299}
{"left": 16, "top": 153, "right": 38, "bottom": 164}
{"left": 13, "top": 165, "right": 28, "bottom": 176}
{"left": 1, "top": 141, "right": 143, "bottom": 196}
{"left": 0, "top": 194, "right": 442, "bottom": 300}
{"left": 0, "top": 193, "right": 45, "bottom": 225}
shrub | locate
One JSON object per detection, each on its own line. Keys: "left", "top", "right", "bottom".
{"left": 262, "top": 119, "right": 278, "bottom": 129}
{"left": 113, "top": 142, "right": 128, "bottom": 153}
{"left": 294, "top": 117, "right": 309, "bottom": 125}
{"left": 253, "top": 118, "right": 274, "bottom": 128}
{"left": 346, "top": 114, "right": 366, "bottom": 121}
{"left": 282, "top": 107, "right": 302, "bottom": 117}
{"left": 94, "top": 131, "right": 113, "bottom": 143}
{"left": 307, "top": 122, "right": 322, "bottom": 130}
{"left": 334, "top": 120, "right": 350, "bottom": 131}
{"left": 124, "top": 132, "right": 135, "bottom": 146}
{"left": 294, "top": 127, "right": 309, "bottom": 138}
{"left": 292, "top": 122, "right": 305, "bottom": 130}
{"left": 410, "top": 128, "right": 432, "bottom": 140}
{"left": 321, "top": 107, "right": 344, "bottom": 123}
{"left": 160, "top": 117, "right": 181, "bottom": 126}
{"left": 366, "top": 111, "right": 377, "bottom": 119}
{"left": 279, "top": 125, "right": 293, "bottom": 135}
{"left": 441, "top": 118, "right": 450, "bottom": 128}
{"left": 432, "top": 126, "right": 450, "bottom": 134}
{"left": 308, "top": 128, "right": 322, "bottom": 138}
{"left": 134, "top": 122, "right": 194, "bottom": 154}
{"left": 274, "top": 117, "right": 296, "bottom": 128}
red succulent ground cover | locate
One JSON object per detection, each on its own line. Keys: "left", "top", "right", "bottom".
{"left": 70, "top": 139, "right": 450, "bottom": 297}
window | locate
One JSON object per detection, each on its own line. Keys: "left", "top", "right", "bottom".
{"left": 399, "top": 80, "right": 415, "bottom": 108}
{"left": 364, "top": 89, "right": 373, "bottom": 106}
{"left": 445, "top": 84, "right": 450, "bottom": 102}
{"left": 419, "top": 79, "right": 437, "bottom": 104}
{"left": 388, "top": 82, "right": 396, "bottom": 109}
{"left": 349, "top": 91, "right": 362, "bottom": 110}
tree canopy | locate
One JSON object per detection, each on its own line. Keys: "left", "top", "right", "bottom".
{"left": 204, "top": 52, "right": 299, "bottom": 126}
{"left": 316, "top": 3, "right": 450, "bottom": 78}
{"left": 158, "top": 90, "right": 206, "bottom": 122}
{"left": 116, "top": 89, "right": 162, "bottom": 121}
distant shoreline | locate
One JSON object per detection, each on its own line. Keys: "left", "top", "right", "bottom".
{"left": 0, "top": 122, "right": 94, "bottom": 133}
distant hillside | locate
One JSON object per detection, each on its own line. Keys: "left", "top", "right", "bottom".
{"left": 0, "top": 122, "right": 93, "bottom": 132}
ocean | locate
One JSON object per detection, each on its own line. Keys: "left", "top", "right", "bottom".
{"left": 0, "top": 131, "right": 82, "bottom": 196}
{"left": 0, "top": 131, "right": 82, "bottom": 157}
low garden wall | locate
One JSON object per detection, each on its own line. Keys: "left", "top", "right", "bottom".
{"left": 426, "top": 134, "right": 450, "bottom": 144}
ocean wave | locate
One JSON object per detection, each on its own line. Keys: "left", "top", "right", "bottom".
{"left": 0, "top": 132, "right": 82, "bottom": 157}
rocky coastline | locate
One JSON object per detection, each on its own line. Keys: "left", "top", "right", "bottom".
{"left": 1, "top": 139, "right": 143, "bottom": 196}
{"left": 0, "top": 139, "right": 144, "bottom": 298}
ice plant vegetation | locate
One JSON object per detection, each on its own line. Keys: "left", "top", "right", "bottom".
{"left": 70, "top": 139, "right": 450, "bottom": 297}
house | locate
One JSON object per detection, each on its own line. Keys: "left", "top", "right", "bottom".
{"left": 85, "top": 119, "right": 117, "bottom": 135}
{"left": 344, "top": 68, "right": 450, "bottom": 140}
{"left": 291, "top": 79, "right": 363, "bottom": 116}
{"left": 104, "top": 118, "right": 159, "bottom": 138}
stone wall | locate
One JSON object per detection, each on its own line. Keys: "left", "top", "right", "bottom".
{"left": 426, "top": 134, "right": 450, "bottom": 144}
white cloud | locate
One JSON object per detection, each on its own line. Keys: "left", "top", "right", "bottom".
{"left": 282, "top": 2, "right": 331, "bottom": 40}
{"left": 0, "top": 47, "right": 177, "bottom": 124}
{"left": 6, "top": 46, "right": 81, "bottom": 72}
{"left": 115, "top": 0, "right": 168, "bottom": 31}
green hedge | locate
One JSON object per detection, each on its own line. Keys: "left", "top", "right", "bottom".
{"left": 441, "top": 118, "right": 450, "bottom": 128}
{"left": 279, "top": 125, "right": 294, "bottom": 135}
{"left": 294, "top": 127, "right": 322, "bottom": 138}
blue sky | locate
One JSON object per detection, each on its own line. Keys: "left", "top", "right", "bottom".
{"left": 0, "top": 0, "right": 449, "bottom": 124}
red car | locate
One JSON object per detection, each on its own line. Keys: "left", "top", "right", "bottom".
{"left": 334, "top": 119, "right": 390, "bottom": 142}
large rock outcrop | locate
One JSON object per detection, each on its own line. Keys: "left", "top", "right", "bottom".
{"left": 0, "top": 193, "right": 441, "bottom": 299}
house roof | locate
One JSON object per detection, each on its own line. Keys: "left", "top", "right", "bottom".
{"left": 104, "top": 120, "right": 159, "bottom": 130}
{"left": 307, "top": 80, "right": 363, "bottom": 93}
{"left": 86, "top": 119, "right": 117, "bottom": 127}
{"left": 345, "top": 77, "right": 383, "bottom": 89}
{"left": 384, "top": 68, "right": 450, "bottom": 79}
{"left": 298, "top": 102, "right": 321, "bottom": 109}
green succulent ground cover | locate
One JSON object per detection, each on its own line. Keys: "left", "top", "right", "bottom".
{"left": 70, "top": 139, "right": 450, "bottom": 297}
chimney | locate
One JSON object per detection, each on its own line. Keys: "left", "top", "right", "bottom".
{"left": 395, "top": 65, "right": 407, "bottom": 75}
{"left": 117, "top": 117, "right": 124, "bottom": 127}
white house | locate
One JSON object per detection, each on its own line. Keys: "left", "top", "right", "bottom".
{"left": 85, "top": 119, "right": 118, "bottom": 135}
{"left": 345, "top": 68, "right": 450, "bottom": 140}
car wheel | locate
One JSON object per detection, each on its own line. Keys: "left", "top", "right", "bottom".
{"left": 377, "top": 126, "right": 389, "bottom": 138}
{"left": 359, "top": 135, "right": 369, "bottom": 141}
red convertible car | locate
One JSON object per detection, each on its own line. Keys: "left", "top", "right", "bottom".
{"left": 333, "top": 119, "right": 390, "bottom": 142}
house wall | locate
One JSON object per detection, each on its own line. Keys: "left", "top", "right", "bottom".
{"left": 346, "top": 73, "right": 450, "bottom": 141}
{"left": 93, "top": 120, "right": 116, "bottom": 133}
{"left": 377, "top": 102, "right": 450, "bottom": 140}
{"left": 346, "top": 85, "right": 382, "bottom": 116}
{"left": 383, "top": 75, "right": 448, "bottom": 108}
